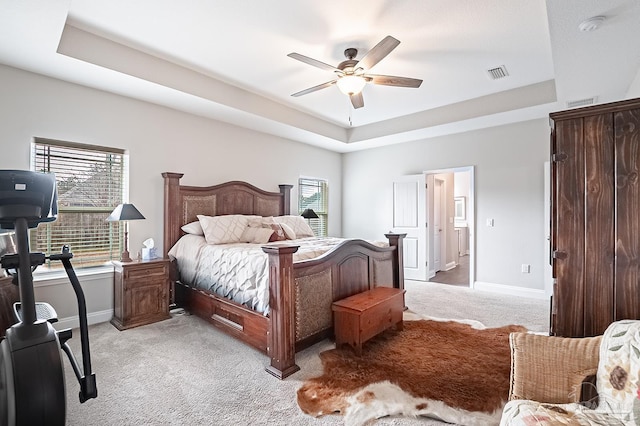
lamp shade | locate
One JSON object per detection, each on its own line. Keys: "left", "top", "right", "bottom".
{"left": 300, "top": 208, "right": 319, "bottom": 219}
{"left": 106, "top": 204, "right": 145, "bottom": 222}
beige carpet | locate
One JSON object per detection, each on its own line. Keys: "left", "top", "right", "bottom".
{"left": 65, "top": 281, "right": 549, "bottom": 425}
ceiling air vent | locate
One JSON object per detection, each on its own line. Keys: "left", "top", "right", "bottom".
{"left": 566, "top": 97, "right": 597, "bottom": 108}
{"left": 487, "top": 65, "right": 509, "bottom": 80}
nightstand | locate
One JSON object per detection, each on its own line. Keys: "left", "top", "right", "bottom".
{"left": 111, "top": 258, "right": 170, "bottom": 330}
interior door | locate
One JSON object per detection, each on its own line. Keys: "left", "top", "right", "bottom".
{"left": 392, "top": 174, "right": 427, "bottom": 281}
{"left": 433, "top": 178, "right": 443, "bottom": 272}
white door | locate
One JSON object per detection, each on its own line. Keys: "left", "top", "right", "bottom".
{"left": 433, "top": 178, "right": 443, "bottom": 272}
{"left": 392, "top": 174, "right": 427, "bottom": 281}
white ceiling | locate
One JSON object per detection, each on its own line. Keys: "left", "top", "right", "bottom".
{"left": 1, "top": 0, "right": 639, "bottom": 152}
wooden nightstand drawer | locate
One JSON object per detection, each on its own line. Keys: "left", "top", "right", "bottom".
{"left": 112, "top": 258, "right": 170, "bottom": 330}
{"left": 124, "top": 263, "right": 167, "bottom": 280}
{"left": 125, "top": 275, "right": 167, "bottom": 290}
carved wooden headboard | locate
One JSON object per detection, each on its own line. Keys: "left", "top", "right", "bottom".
{"left": 162, "top": 172, "right": 293, "bottom": 255}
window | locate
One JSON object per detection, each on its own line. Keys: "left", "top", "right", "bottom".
{"left": 31, "top": 138, "right": 126, "bottom": 268}
{"left": 298, "top": 177, "right": 328, "bottom": 237}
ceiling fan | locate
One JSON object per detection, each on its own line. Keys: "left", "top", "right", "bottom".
{"left": 288, "top": 35, "right": 422, "bottom": 109}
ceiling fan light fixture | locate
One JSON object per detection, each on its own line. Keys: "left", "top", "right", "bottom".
{"left": 336, "top": 75, "right": 367, "bottom": 96}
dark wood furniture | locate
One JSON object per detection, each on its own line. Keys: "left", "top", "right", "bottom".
{"left": 550, "top": 97, "right": 640, "bottom": 337}
{"left": 162, "top": 172, "right": 405, "bottom": 379}
{"left": 111, "top": 258, "right": 171, "bottom": 330}
{"left": 332, "top": 287, "right": 405, "bottom": 355}
{"left": 0, "top": 276, "right": 18, "bottom": 337}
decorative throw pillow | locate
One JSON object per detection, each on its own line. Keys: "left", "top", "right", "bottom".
{"left": 240, "top": 226, "right": 274, "bottom": 244}
{"left": 197, "top": 214, "right": 249, "bottom": 244}
{"left": 274, "top": 215, "right": 315, "bottom": 238}
{"left": 268, "top": 223, "right": 287, "bottom": 242}
{"left": 279, "top": 222, "right": 296, "bottom": 240}
{"left": 181, "top": 221, "right": 204, "bottom": 235}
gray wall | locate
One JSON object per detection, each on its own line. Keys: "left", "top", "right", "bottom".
{"left": 341, "top": 118, "right": 550, "bottom": 293}
{"left": 0, "top": 62, "right": 555, "bottom": 326}
{"left": 0, "top": 64, "right": 342, "bottom": 327}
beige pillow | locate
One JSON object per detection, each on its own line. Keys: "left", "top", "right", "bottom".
{"left": 197, "top": 214, "right": 249, "bottom": 244}
{"left": 279, "top": 222, "right": 296, "bottom": 240}
{"left": 240, "top": 226, "right": 274, "bottom": 244}
{"left": 181, "top": 221, "right": 204, "bottom": 235}
{"left": 274, "top": 215, "right": 314, "bottom": 237}
{"left": 248, "top": 216, "right": 274, "bottom": 228}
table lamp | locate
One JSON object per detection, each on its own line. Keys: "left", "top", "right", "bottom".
{"left": 106, "top": 203, "right": 145, "bottom": 262}
{"left": 300, "top": 208, "right": 319, "bottom": 224}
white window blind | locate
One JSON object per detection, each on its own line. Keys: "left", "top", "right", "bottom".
{"left": 31, "top": 139, "right": 126, "bottom": 268}
{"left": 298, "top": 177, "right": 328, "bottom": 237}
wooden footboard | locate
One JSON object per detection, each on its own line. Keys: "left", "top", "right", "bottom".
{"left": 163, "top": 172, "right": 404, "bottom": 379}
{"left": 262, "top": 235, "right": 404, "bottom": 378}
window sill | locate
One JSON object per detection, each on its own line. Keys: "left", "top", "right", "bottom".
{"left": 32, "top": 264, "right": 114, "bottom": 287}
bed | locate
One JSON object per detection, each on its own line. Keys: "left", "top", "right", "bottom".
{"left": 162, "top": 172, "right": 405, "bottom": 379}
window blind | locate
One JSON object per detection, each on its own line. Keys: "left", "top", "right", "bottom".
{"left": 298, "top": 177, "right": 328, "bottom": 237}
{"left": 31, "top": 139, "right": 126, "bottom": 268}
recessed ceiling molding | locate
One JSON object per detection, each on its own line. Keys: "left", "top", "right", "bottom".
{"left": 345, "top": 101, "right": 559, "bottom": 151}
{"left": 57, "top": 23, "right": 348, "bottom": 143}
{"left": 347, "top": 80, "right": 557, "bottom": 143}
{"left": 56, "top": 21, "right": 559, "bottom": 153}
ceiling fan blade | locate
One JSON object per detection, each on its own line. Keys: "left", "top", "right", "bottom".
{"left": 367, "top": 74, "right": 423, "bottom": 88}
{"left": 287, "top": 53, "right": 341, "bottom": 72}
{"left": 350, "top": 92, "right": 364, "bottom": 109}
{"left": 291, "top": 80, "right": 337, "bottom": 97}
{"left": 356, "top": 35, "right": 400, "bottom": 71}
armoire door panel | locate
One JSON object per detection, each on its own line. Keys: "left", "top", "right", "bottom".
{"left": 583, "top": 113, "right": 615, "bottom": 336}
{"left": 551, "top": 98, "right": 640, "bottom": 338}
{"left": 615, "top": 108, "right": 640, "bottom": 321}
{"left": 554, "top": 118, "right": 586, "bottom": 337}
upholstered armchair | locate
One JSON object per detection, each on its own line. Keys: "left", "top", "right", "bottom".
{"left": 500, "top": 320, "right": 640, "bottom": 425}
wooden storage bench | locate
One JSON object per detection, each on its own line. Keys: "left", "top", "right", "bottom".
{"left": 332, "top": 287, "right": 405, "bottom": 355}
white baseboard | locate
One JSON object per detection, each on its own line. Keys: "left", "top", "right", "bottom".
{"left": 473, "top": 281, "right": 547, "bottom": 300}
{"left": 53, "top": 309, "right": 113, "bottom": 331}
{"left": 444, "top": 261, "right": 457, "bottom": 271}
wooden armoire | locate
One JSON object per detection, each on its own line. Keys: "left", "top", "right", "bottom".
{"left": 550, "top": 97, "right": 640, "bottom": 337}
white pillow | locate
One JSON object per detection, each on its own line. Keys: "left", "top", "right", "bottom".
{"left": 248, "top": 216, "right": 275, "bottom": 228}
{"left": 240, "top": 226, "right": 274, "bottom": 244}
{"left": 181, "top": 221, "right": 204, "bottom": 235}
{"left": 198, "top": 214, "right": 249, "bottom": 244}
{"left": 274, "top": 215, "right": 314, "bottom": 238}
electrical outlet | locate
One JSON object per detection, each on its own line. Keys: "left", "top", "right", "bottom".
{"left": 521, "top": 264, "right": 530, "bottom": 273}
{"left": 486, "top": 218, "right": 494, "bottom": 227}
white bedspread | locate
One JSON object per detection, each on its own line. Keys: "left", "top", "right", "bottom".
{"left": 168, "top": 235, "right": 387, "bottom": 315}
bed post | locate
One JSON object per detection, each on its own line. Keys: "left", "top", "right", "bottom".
{"left": 279, "top": 184, "right": 292, "bottom": 215}
{"left": 162, "top": 172, "right": 184, "bottom": 258}
{"left": 262, "top": 244, "right": 300, "bottom": 379}
{"left": 385, "top": 233, "right": 406, "bottom": 290}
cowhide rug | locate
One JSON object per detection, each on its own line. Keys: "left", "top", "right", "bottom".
{"left": 297, "top": 319, "right": 526, "bottom": 426}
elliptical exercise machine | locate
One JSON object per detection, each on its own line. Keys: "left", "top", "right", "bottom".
{"left": 0, "top": 170, "right": 97, "bottom": 425}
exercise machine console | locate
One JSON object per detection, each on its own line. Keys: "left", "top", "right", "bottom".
{"left": 0, "top": 170, "right": 97, "bottom": 425}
